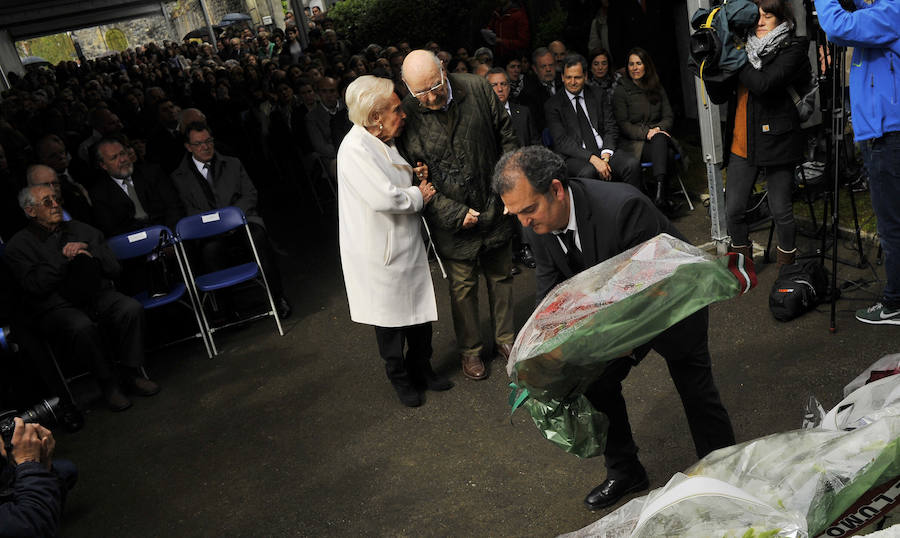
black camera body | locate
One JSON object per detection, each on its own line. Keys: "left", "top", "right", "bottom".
{"left": 0, "top": 397, "right": 60, "bottom": 448}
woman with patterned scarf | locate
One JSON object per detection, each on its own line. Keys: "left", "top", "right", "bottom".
{"left": 709, "top": 0, "right": 812, "bottom": 267}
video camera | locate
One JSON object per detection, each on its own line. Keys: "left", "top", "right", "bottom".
{"left": 0, "top": 397, "right": 62, "bottom": 448}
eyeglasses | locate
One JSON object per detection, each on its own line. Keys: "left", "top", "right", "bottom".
{"left": 188, "top": 138, "right": 215, "bottom": 147}
{"left": 36, "top": 195, "right": 63, "bottom": 208}
{"left": 407, "top": 72, "right": 445, "bottom": 99}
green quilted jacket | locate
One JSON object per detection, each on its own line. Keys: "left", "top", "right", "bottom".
{"left": 397, "top": 73, "right": 519, "bottom": 261}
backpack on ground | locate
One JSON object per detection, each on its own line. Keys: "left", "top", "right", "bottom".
{"left": 769, "top": 259, "right": 830, "bottom": 321}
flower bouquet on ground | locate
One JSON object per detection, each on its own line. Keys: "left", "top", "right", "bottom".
{"left": 560, "top": 358, "right": 900, "bottom": 537}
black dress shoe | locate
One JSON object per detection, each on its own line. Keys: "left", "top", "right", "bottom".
{"left": 392, "top": 382, "right": 423, "bottom": 407}
{"left": 584, "top": 473, "right": 649, "bottom": 510}
{"left": 520, "top": 245, "right": 537, "bottom": 269}
{"left": 275, "top": 296, "right": 292, "bottom": 319}
{"left": 510, "top": 265, "right": 521, "bottom": 276}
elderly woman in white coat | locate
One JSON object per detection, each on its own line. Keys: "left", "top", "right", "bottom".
{"left": 338, "top": 75, "right": 453, "bottom": 407}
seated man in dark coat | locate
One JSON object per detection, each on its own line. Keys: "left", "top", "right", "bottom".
{"left": 4, "top": 180, "right": 160, "bottom": 411}
{"left": 90, "top": 138, "right": 184, "bottom": 237}
{"left": 33, "top": 135, "right": 94, "bottom": 225}
{"left": 169, "top": 122, "right": 291, "bottom": 319}
{"left": 545, "top": 54, "right": 640, "bottom": 186}
{"left": 493, "top": 146, "right": 735, "bottom": 511}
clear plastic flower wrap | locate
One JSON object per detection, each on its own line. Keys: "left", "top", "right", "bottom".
{"left": 560, "top": 372, "right": 900, "bottom": 538}
{"left": 507, "top": 233, "right": 756, "bottom": 402}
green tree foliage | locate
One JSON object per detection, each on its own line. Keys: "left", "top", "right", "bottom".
{"left": 17, "top": 34, "right": 76, "bottom": 66}
{"left": 329, "top": 0, "right": 486, "bottom": 51}
{"left": 532, "top": 5, "right": 565, "bottom": 50}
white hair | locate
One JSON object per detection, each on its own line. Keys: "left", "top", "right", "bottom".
{"left": 344, "top": 76, "right": 396, "bottom": 128}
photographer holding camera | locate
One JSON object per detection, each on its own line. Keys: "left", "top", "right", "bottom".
{"left": 0, "top": 417, "right": 77, "bottom": 537}
{"left": 814, "top": 0, "right": 900, "bottom": 325}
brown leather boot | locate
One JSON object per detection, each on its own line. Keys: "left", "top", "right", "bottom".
{"left": 776, "top": 247, "right": 796, "bottom": 268}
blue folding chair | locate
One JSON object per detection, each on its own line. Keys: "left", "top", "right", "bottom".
{"left": 175, "top": 207, "right": 284, "bottom": 356}
{"left": 106, "top": 225, "right": 213, "bottom": 358}
{"left": 640, "top": 153, "right": 694, "bottom": 211}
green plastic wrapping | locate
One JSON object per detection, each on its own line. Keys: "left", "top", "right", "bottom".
{"left": 507, "top": 234, "right": 755, "bottom": 403}
{"left": 510, "top": 386, "right": 608, "bottom": 458}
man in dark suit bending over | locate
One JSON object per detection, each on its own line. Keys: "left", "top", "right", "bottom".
{"left": 545, "top": 54, "right": 640, "bottom": 187}
{"left": 492, "top": 146, "right": 734, "bottom": 510}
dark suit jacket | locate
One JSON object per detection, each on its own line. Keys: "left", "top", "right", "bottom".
{"left": 170, "top": 152, "right": 263, "bottom": 226}
{"left": 524, "top": 179, "right": 679, "bottom": 301}
{"left": 89, "top": 163, "right": 185, "bottom": 237}
{"left": 545, "top": 85, "right": 621, "bottom": 166}
{"left": 508, "top": 103, "right": 540, "bottom": 147}
{"left": 515, "top": 73, "right": 560, "bottom": 132}
{"left": 146, "top": 125, "right": 184, "bottom": 175}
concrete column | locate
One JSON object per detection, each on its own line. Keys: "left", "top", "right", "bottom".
{"left": 0, "top": 29, "right": 24, "bottom": 91}
{"left": 198, "top": 0, "right": 217, "bottom": 48}
{"left": 267, "top": 0, "right": 286, "bottom": 30}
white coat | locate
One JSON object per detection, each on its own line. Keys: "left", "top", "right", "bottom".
{"left": 337, "top": 124, "right": 438, "bottom": 327}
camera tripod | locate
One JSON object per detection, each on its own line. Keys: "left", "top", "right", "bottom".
{"left": 806, "top": 19, "right": 870, "bottom": 331}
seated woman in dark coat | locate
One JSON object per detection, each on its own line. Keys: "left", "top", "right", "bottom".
{"left": 612, "top": 47, "right": 678, "bottom": 210}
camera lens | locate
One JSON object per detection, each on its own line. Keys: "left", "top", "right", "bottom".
{"left": 19, "top": 397, "right": 60, "bottom": 426}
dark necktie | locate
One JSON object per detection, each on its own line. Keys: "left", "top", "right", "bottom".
{"left": 203, "top": 162, "right": 213, "bottom": 186}
{"left": 573, "top": 95, "right": 600, "bottom": 153}
{"left": 560, "top": 229, "right": 585, "bottom": 273}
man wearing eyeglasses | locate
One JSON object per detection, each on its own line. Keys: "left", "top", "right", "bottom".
{"left": 4, "top": 176, "right": 160, "bottom": 412}
{"left": 171, "top": 122, "right": 292, "bottom": 320}
{"left": 397, "top": 50, "right": 519, "bottom": 381}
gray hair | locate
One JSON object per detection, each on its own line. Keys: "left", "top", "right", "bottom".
{"left": 344, "top": 75, "right": 396, "bottom": 128}
{"left": 532, "top": 47, "right": 551, "bottom": 65}
{"left": 492, "top": 146, "right": 567, "bottom": 196}
{"left": 94, "top": 137, "right": 124, "bottom": 163}
{"left": 17, "top": 186, "right": 38, "bottom": 211}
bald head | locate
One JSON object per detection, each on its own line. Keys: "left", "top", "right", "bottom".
{"left": 179, "top": 108, "right": 207, "bottom": 132}
{"left": 402, "top": 50, "right": 447, "bottom": 110}
{"left": 26, "top": 164, "right": 61, "bottom": 197}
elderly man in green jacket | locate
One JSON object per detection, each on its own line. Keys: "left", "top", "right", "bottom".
{"left": 398, "top": 50, "right": 520, "bottom": 381}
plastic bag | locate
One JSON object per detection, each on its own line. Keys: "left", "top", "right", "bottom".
{"left": 562, "top": 375, "right": 900, "bottom": 537}
{"left": 845, "top": 354, "right": 900, "bottom": 398}
{"left": 509, "top": 385, "right": 608, "bottom": 458}
{"left": 507, "top": 234, "right": 756, "bottom": 402}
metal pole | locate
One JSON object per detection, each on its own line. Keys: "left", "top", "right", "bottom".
{"left": 686, "top": 0, "right": 729, "bottom": 253}
{"left": 198, "top": 0, "right": 217, "bottom": 49}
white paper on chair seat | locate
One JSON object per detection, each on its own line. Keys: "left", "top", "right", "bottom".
{"left": 127, "top": 231, "right": 148, "bottom": 242}
{"left": 202, "top": 212, "right": 220, "bottom": 223}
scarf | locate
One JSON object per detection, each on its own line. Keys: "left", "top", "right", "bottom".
{"left": 745, "top": 21, "right": 793, "bottom": 69}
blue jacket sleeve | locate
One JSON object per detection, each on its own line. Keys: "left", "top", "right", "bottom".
{"left": 0, "top": 462, "right": 63, "bottom": 537}
{"left": 814, "top": 0, "right": 900, "bottom": 50}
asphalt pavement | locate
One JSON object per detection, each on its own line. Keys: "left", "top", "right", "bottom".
{"left": 55, "top": 193, "right": 899, "bottom": 537}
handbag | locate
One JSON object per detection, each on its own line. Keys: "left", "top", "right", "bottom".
{"left": 146, "top": 230, "right": 174, "bottom": 298}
